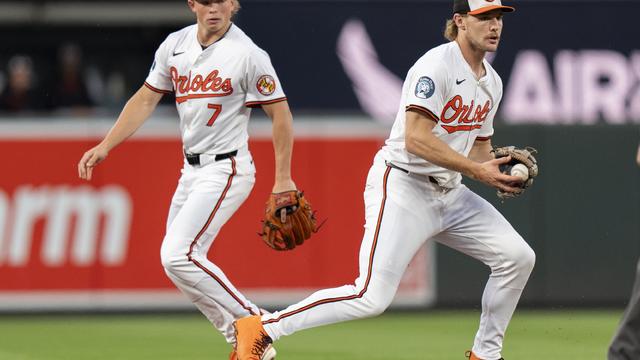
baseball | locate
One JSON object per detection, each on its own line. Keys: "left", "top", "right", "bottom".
{"left": 510, "top": 163, "right": 529, "bottom": 181}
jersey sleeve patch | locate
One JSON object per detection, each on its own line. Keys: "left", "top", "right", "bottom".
{"left": 415, "top": 76, "right": 435, "bottom": 99}
{"left": 256, "top": 75, "right": 276, "bottom": 96}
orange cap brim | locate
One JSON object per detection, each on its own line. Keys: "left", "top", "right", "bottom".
{"left": 468, "top": 5, "right": 515, "bottom": 15}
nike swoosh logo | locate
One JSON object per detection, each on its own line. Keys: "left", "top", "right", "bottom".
{"left": 456, "top": 79, "right": 466, "bottom": 85}
{"left": 172, "top": 51, "right": 185, "bottom": 57}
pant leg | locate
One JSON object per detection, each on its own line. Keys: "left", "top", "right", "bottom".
{"left": 165, "top": 270, "right": 238, "bottom": 342}
{"left": 262, "top": 160, "right": 440, "bottom": 341}
{"left": 160, "top": 154, "right": 258, "bottom": 343}
{"left": 434, "top": 186, "right": 535, "bottom": 360}
{"left": 609, "top": 258, "right": 640, "bottom": 360}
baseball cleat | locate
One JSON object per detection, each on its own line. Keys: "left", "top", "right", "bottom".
{"left": 234, "top": 315, "right": 276, "bottom": 360}
{"left": 230, "top": 343, "right": 275, "bottom": 360}
{"left": 465, "top": 350, "right": 504, "bottom": 360}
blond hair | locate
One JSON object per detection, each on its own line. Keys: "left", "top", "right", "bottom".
{"left": 443, "top": 19, "right": 458, "bottom": 41}
{"left": 444, "top": 14, "right": 468, "bottom": 41}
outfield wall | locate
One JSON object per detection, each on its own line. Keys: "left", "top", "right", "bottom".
{"left": 0, "top": 118, "right": 434, "bottom": 311}
{"left": 0, "top": 118, "right": 637, "bottom": 311}
{"left": 442, "top": 125, "right": 640, "bottom": 307}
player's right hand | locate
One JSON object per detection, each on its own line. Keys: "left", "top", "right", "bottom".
{"left": 78, "top": 145, "right": 109, "bottom": 181}
{"left": 474, "top": 156, "right": 524, "bottom": 194}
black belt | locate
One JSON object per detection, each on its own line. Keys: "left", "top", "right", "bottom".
{"left": 385, "top": 161, "right": 439, "bottom": 185}
{"left": 184, "top": 150, "right": 238, "bottom": 166}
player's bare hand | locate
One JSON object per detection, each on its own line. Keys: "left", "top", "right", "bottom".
{"left": 272, "top": 179, "right": 297, "bottom": 193}
{"left": 78, "top": 145, "right": 109, "bottom": 181}
{"left": 473, "top": 156, "right": 523, "bottom": 194}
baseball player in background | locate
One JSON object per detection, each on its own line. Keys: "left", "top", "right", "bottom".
{"left": 234, "top": 1, "right": 533, "bottom": 360}
{"left": 77, "top": 1, "right": 295, "bottom": 359}
{"left": 607, "top": 142, "right": 640, "bottom": 360}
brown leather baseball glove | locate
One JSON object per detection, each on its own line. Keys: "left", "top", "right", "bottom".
{"left": 492, "top": 146, "right": 539, "bottom": 199}
{"left": 260, "top": 191, "right": 319, "bottom": 251}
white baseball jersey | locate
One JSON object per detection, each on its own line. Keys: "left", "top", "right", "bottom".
{"left": 149, "top": 23, "right": 286, "bottom": 346}
{"left": 257, "top": 40, "right": 533, "bottom": 360}
{"left": 381, "top": 41, "right": 503, "bottom": 187}
{"left": 144, "top": 23, "right": 286, "bottom": 154}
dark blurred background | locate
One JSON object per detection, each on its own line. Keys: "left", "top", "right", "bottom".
{"left": 1, "top": 0, "right": 639, "bottom": 123}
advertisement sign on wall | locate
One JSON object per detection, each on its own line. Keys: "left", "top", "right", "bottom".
{"left": 0, "top": 121, "right": 435, "bottom": 311}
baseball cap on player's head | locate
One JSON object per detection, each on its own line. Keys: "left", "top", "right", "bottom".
{"left": 453, "top": 0, "right": 514, "bottom": 15}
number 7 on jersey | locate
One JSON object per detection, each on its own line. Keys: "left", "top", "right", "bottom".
{"left": 207, "top": 104, "right": 222, "bottom": 126}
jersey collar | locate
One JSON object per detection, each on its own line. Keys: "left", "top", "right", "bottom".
{"left": 197, "top": 22, "right": 236, "bottom": 51}
{"left": 451, "top": 41, "right": 490, "bottom": 83}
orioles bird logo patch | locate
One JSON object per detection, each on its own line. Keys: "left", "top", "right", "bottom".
{"left": 415, "top": 76, "right": 435, "bottom": 99}
{"left": 257, "top": 75, "right": 276, "bottom": 96}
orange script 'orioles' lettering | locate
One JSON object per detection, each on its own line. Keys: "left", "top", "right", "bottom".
{"left": 170, "top": 66, "right": 233, "bottom": 103}
{"left": 440, "top": 95, "right": 491, "bottom": 133}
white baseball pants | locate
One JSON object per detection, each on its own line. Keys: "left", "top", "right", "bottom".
{"left": 160, "top": 147, "right": 259, "bottom": 344}
{"left": 262, "top": 154, "right": 535, "bottom": 360}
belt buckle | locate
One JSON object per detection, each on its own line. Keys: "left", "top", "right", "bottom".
{"left": 185, "top": 152, "right": 200, "bottom": 166}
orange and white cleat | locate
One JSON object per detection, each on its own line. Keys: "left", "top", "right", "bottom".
{"left": 234, "top": 315, "right": 277, "bottom": 360}
{"left": 465, "top": 350, "right": 504, "bottom": 360}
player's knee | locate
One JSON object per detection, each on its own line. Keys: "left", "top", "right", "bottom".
{"left": 160, "top": 250, "right": 179, "bottom": 273}
{"left": 359, "top": 289, "right": 394, "bottom": 317}
{"left": 359, "top": 299, "right": 387, "bottom": 317}
{"left": 506, "top": 241, "right": 536, "bottom": 276}
{"left": 161, "top": 253, "right": 194, "bottom": 279}
{"left": 160, "top": 239, "right": 185, "bottom": 273}
{"left": 515, "top": 244, "right": 536, "bottom": 275}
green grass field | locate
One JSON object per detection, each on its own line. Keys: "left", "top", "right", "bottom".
{"left": 0, "top": 310, "right": 622, "bottom": 359}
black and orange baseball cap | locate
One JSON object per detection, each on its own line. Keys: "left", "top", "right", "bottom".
{"left": 453, "top": 0, "right": 515, "bottom": 15}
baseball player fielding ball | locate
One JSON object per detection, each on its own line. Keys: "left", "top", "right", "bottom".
{"left": 233, "top": 1, "right": 537, "bottom": 360}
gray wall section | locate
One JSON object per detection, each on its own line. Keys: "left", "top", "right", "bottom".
{"left": 436, "top": 125, "right": 640, "bottom": 307}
